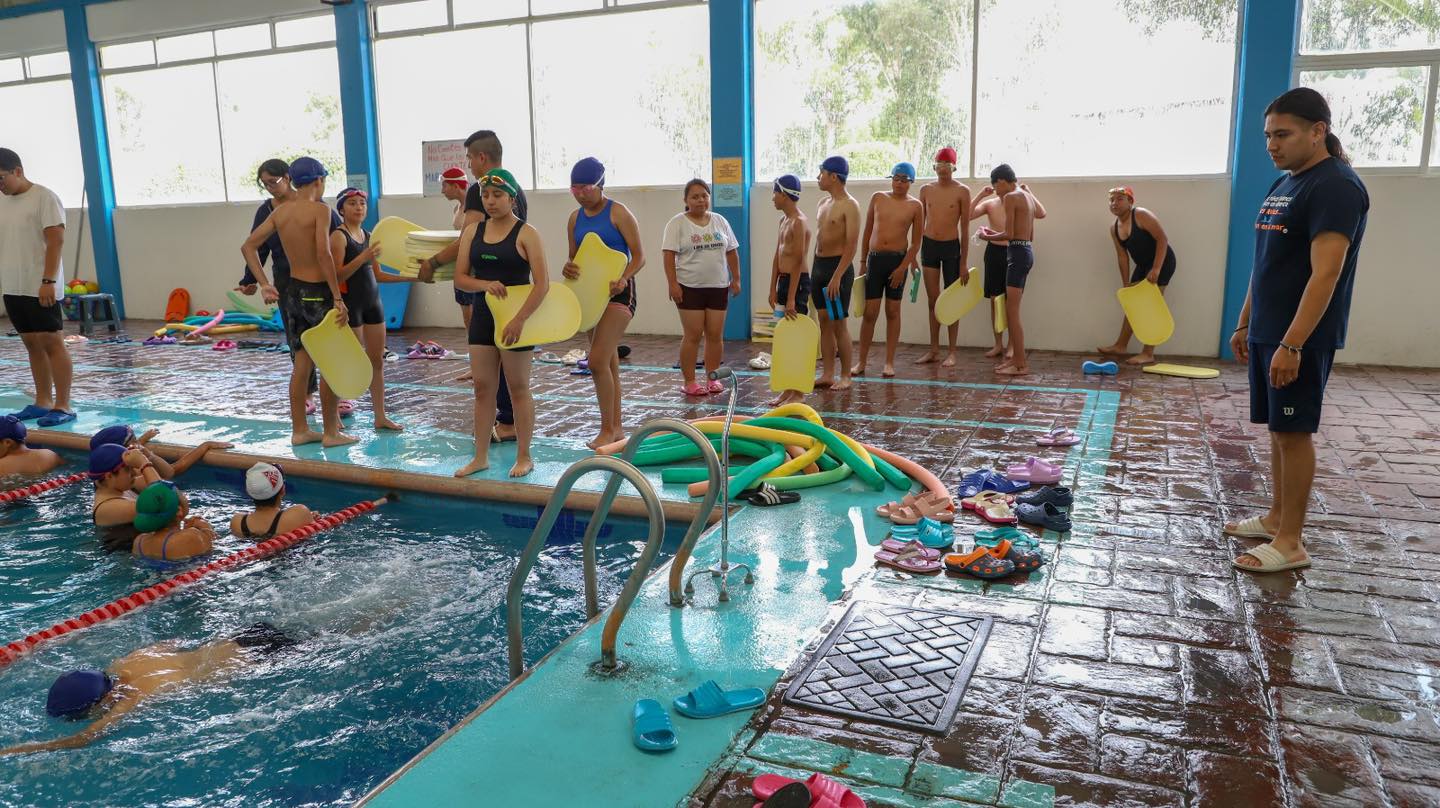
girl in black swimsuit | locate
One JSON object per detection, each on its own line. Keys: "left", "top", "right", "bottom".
{"left": 452, "top": 169, "right": 550, "bottom": 481}
{"left": 329, "top": 188, "right": 403, "bottom": 432}
{"left": 1100, "top": 186, "right": 1179, "bottom": 365}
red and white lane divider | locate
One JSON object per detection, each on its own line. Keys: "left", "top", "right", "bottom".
{"left": 0, "top": 471, "right": 92, "bottom": 504}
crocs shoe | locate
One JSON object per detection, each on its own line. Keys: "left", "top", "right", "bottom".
{"left": 943, "top": 547, "right": 1015, "bottom": 579}
{"left": 987, "top": 538, "right": 1044, "bottom": 573}
{"left": 1016, "top": 502, "right": 1072, "bottom": 532}
{"left": 1017, "top": 486, "right": 1073, "bottom": 508}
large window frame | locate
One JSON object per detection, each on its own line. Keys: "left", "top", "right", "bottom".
{"left": 370, "top": 0, "right": 710, "bottom": 193}
{"left": 1294, "top": 46, "right": 1440, "bottom": 174}
{"left": 0, "top": 47, "right": 86, "bottom": 207}
{"left": 96, "top": 11, "right": 343, "bottom": 207}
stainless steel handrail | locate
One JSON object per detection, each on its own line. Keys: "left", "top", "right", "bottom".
{"left": 505, "top": 456, "right": 666, "bottom": 680}
{"left": 580, "top": 418, "right": 722, "bottom": 612}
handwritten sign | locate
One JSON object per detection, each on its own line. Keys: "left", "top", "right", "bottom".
{"left": 712, "top": 157, "right": 743, "bottom": 185}
{"left": 422, "top": 139, "right": 468, "bottom": 197}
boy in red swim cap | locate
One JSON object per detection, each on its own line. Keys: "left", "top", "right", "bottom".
{"left": 917, "top": 147, "right": 972, "bottom": 368}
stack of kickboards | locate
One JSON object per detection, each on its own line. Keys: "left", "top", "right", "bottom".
{"left": 399, "top": 230, "right": 459, "bottom": 280}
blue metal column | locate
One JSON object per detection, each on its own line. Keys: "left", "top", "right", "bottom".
{"left": 334, "top": 0, "right": 409, "bottom": 328}
{"left": 63, "top": 3, "right": 125, "bottom": 317}
{"left": 710, "top": 0, "right": 754, "bottom": 341}
{"left": 1219, "top": 0, "right": 1302, "bottom": 358}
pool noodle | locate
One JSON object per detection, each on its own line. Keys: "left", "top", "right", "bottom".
{"left": 686, "top": 442, "right": 787, "bottom": 500}
{"left": 861, "top": 441, "right": 948, "bottom": 501}
{"left": 188, "top": 309, "right": 226, "bottom": 338}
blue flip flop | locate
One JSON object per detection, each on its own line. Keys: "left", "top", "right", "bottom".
{"left": 632, "top": 699, "right": 677, "bottom": 752}
{"left": 1082, "top": 360, "right": 1119, "bottom": 375}
{"left": 972, "top": 526, "right": 1037, "bottom": 550}
{"left": 36, "top": 409, "right": 76, "bottom": 428}
{"left": 980, "top": 470, "right": 1030, "bottom": 495}
{"left": 673, "top": 679, "right": 766, "bottom": 719}
{"left": 7, "top": 404, "right": 49, "bottom": 421}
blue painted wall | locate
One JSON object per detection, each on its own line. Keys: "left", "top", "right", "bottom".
{"left": 709, "top": 0, "right": 754, "bottom": 341}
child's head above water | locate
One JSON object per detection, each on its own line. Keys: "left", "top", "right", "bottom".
{"left": 245, "top": 462, "right": 286, "bottom": 507}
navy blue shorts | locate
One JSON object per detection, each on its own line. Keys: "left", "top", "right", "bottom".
{"left": 454, "top": 288, "right": 476, "bottom": 307}
{"left": 775, "top": 273, "right": 810, "bottom": 316}
{"left": 1248, "top": 341, "right": 1335, "bottom": 434}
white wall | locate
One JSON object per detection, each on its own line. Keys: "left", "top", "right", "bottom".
{"left": 80, "top": 172, "right": 1440, "bottom": 367}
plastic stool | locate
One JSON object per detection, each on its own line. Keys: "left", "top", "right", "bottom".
{"left": 75, "top": 293, "right": 122, "bottom": 337}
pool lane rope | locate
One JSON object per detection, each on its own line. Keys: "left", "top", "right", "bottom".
{"left": 0, "top": 495, "right": 392, "bottom": 670}
{"left": 0, "top": 471, "right": 92, "bottom": 503}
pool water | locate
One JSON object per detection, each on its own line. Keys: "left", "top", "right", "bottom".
{"left": 0, "top": 462, "right": 686, "bottom": 808}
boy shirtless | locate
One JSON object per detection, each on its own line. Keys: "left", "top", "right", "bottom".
{"left": 976, "top": 165, "right": 1046, "bottom": 376}
{"left": 241, "top": 157, "right": 352, "bottom": 447}
{"left": 918, "top": 147, "right": 971, "bottom": 367}
{"left": 0, "top": 415, "right": 60, "bottom": 475}
{"left": 812, "top": 156, "right": 860, "bottom": 390}
{"left": 854, "top": 162, "right": 923, "bottom": 378}
{"left": 767, "top": 174, "right": 812, "bottom": 406}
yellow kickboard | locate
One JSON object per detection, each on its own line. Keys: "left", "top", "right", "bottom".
{"left": 371, "top": 216, "right": 423, "bottom": 277}
{"left": 486, "top": 283, "right": 581, "bottom": 348}
{"left": 1116, "top": 280, "right": 1175, "bottom": 346}
{"left": 1143, "top": 363, "right": 1219, "bottom": 379}
{"left": 300, "top": 309, "right": 373, "bottom": 400}
{"left": 934, "top": 269, "right": 983, "bottom": 325}
{"left": 770, "top": 315, "right": 820, "bottom": 393}
{"left": 564, "top": 232, "right": 627, "bottom": 331}
{"left": 850, "top": 272, "right": 866, "bottom": 317}
{"left": 993, "top": 294, "right": 1007, "bottom": 334}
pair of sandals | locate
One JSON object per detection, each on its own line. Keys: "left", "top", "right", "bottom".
{"left": 406, "top": 340, "right": 455, "bottom": 360}
{"left": 682, "top": 379, "right": 726, "bottom": 396}
{"left": 8, "top": 404, "right": 76, "bottom": 428}
{"left": 1006, "top": 456, "right": 1064, "bottom": 485}
{"left": 303, "top": 399, "right": 354, "bottom": 417}
{"left": 741, "top": 482, "right": 800, "bottom": 507}
{"left": 141, "top": 335, "right": 176, "bottom": 346}
{"left": 957, "top": 469, "right": 1030, "bottom": 499}
{"left": 961, "top": 491, "right": 1018, "bottom": 525}
{"left": 752, "top": 772, "right": 866, "bottom": 808}
{"left": 943, "top": 538, "right": 1044, "bottom": 579}
{"left": 212, "top": 339, "right": 237, "bottom": 351}
{"left": 874, "top": 538, "right": 945, "bottom": 574}
{"left": 749, "top": 353, "right": 772, "bottom": 370}
{"left": 1036, "top": 427, "right": 1080, "bottom": 447}
{"left": 632, "top": 679, "right": 766, "bottom": 753}
{"left": 875, "top": 490, "right": 953, "bottom": 525}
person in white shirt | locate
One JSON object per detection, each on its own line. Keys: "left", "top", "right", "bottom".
{"left": 662, "top": 179, "right": 740, "bottom": 396}
{"left": 0, "top": 148, "right": 74, "bottom": 427}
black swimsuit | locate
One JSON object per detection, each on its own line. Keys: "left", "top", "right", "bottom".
{"left": 1115, "top": 212, "right": 1177, "bottom": 285}
{"left": 466, "top": 220, "right": 535, "bottom": 352}
{"left": 239, "top": 509, "right": 287, "bottom": 540}
{"left": 337, "top": 226, "right": 385, "bottom": 327}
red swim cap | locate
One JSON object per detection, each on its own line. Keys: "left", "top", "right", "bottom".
{"left": 441, "top": 167, "right": 468, "bottom": 188}
{"left": 934, "top": 147, "right": 958, "bottom": 165}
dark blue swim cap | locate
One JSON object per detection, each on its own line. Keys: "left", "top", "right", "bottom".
{"left": 0, "top": 415, "right": 26, "bottom": 443}
{"left": 570, "top": 157, "right": 605, "bottom": 187}
{"left": 773, "top": 174, "right": 802, "bottom": 199}
{"left": 289, "top": 156, "right": 328, "bottom": 188}
{"left": 89, "top": 443, "right": 127, "bottom": 478}
{"left": 46, "top": 669, "right": 113, "bottom": 719}
{"left": 820, "top": 155, "right": 849, "bottom": 179}
{"left": 89, "top": 424, "right": 133, "bottom": 451}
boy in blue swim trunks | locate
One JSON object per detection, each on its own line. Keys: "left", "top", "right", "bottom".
{"left": 812, "top": 156, "right": 860, "bottom": 390}
{"left": 767, "top": 174, "right": 811, "bottom": 406}
{"left": 854, "top": 162, "right": 923, "bottom": 378}
{"left": 976, "top": 164, "right": 1046, "bottom": 377}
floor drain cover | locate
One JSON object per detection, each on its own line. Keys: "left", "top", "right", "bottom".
{"left": 783, "top": 601, "right": 992, "bottom": 735}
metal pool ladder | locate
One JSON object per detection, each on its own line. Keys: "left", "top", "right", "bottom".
{"left": 505, "top": 418, "right": 722, "bottom": 680}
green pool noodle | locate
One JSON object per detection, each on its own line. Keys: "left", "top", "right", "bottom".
{"left": 632, "top": 436, "right": 774, "bottom": 467}
{"left": 765, "top": 463, "right": 853, "bottom": 490}
{"left": 662, "top": 463, "right": 755, "bottom": 484}
{"left": 868, "top": 453, "right": 911, "bottom": 490}
{"left": 740, "top": 417, "right": 885, "bottom": 489}
{"left": 816, "top": 453, "right": 840, "bottom": 471}
{"left": 719, "top": 442, "right": 788, "bottom": 500}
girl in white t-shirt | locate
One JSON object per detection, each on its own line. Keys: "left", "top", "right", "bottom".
{"left": 661, "top": 179, "right": 740, "bottom": 396}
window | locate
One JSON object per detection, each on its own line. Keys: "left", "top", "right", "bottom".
{"left": 1297, "top": 0, "right": 1440, "bottom": 170}
{"left": 374, "top": 1, "right": 711, "bottom": 191}
{"left": 755, "top": 0, "right": 973, "bottom": 181}
{"left": 0, "top": 58, "right": 25, "bottom": 84}
{"left": 101, "top": 21, "right": 345, "bottom": 205}
{"left": 100, "top": 41, "right": 156, "bottom": 70}
{"left": 0, "top": 79, "right": 86, "bottom": 207}
{"left": 25, "top": 51, "right": 70, "bottom": 79}
{"left": 375, "top": 0, "right": 449, "bottom": 33}
{"left": 530, "top": 5, "right": 710, "bottom": 187}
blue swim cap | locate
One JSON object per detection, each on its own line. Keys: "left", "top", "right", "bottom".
{"left": 0, "top": 415, "right": 26, "bottom": 443}
{"left": 820, "top": 155, "right": 849, "bottom": 179}
{"left": 891, "top": 162, "right": 916, "bottom": 181}
{"left": 89, "top": 443, "right": 127, "bottom": 478}
{"left": 773, "top": 174, "right": 802, "bottom": 199}
{"left": 46, "top": 669, "right": 113, "bottom": 719}
{"left": 288, "top": 156, "right": 328, "bottom": 188}
{"left": 570, "top": 157, "right": 605, "bottom": 187}
{"left": 89, "top": 424, "right": 133, "bottom": 451}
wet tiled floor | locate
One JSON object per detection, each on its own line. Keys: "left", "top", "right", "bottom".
{"left": 8, "top": 322, "right": 1440, "bottom": 807}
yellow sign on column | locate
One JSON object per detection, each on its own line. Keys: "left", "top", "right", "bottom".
{"left": 713, "top": 157, "right": 743, "bottom": 185}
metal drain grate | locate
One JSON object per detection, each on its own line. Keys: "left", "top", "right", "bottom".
{"left": 783, "top": 601, "right": 992, "bottom": 735}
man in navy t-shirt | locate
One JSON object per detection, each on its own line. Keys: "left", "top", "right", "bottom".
{"left": 1226, "top": 88, "right": 1368, "bottom": 575}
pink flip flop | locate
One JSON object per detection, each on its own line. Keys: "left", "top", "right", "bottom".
{"left": 753, "top": 773, "right": 867, "bottom": 808}
{"left": 1005, "top": 456, "right": 1063, "bottom": 484}
{"left": 880, "top": 538, "right": 942, "bottom": 559}
{"left": 874, "top": 545, "right": 943, "bottom": 574}
{"left": 682, "top": 382, "right": 707, "bottom": 396}
{"left": 1037, "top": 427, "right": 1080, "bottom": 447}
{"left": 337, "top": 400, "right": 355, "bottom": 418}
{"left": 212, "top": 339, "right": 237, "bottom": 351}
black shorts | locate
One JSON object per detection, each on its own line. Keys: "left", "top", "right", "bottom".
{"left": 1006, "top": 241, "right": 1034, "bottom": 290}
{"left": 775, "top": 273, "right": 810, "bottom": 316}
{"left": 3, "top": 294, "right": 64, "bottom": 334}
{"left": 1129, "top": 255, "right": 1177, "bottom": 287}
{"left": 467, "top": 288, "right": 535, "bottom": 352}
{"left": 342, "top": 289, "right": 385, "bottom": 327}
{"left": 921, "top": 237, "right": 962, "bottom": 287}
{"left": 863, "top": 252, "right": 906, "bottom": 301}
{"left": 810, "top": 256, "right": 854, "bottom": 319}
{"left": 982, "top": 244, "right": 1008, "bottom": 299}
{"left": 232, "top": 622, "right": 297, "bottom": 656}
{"left": 679, "top": 285, "right": 729, "bottom": 311}
{"left": 1248, "top": 342, "right": 1335, "bottom": 434}
{"left": 607, "top": 277, "right": 637, "bottom": 318}
{"left": 454, "top": 288, "right": 476, "bottom": 307}
{"left": 281, "top": 281, "right": 334, "bottom": 353}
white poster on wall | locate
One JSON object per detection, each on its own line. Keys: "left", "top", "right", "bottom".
{"left": 421, "top": 139, "right": 468, "bottom": 197}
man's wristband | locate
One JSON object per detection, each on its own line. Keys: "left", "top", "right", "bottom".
{"left": 1233, "top": 325, "right": 1248, "bottom": 333}
{"left": 41, "top": 279, "right": 56, "bottom": 285}
{"left": 1280, "top": 342, "right": 1302, "bottom": 354}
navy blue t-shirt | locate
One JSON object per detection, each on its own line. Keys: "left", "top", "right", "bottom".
{"left": 1250, "top": 157, "right": 1368, "bottom": 349}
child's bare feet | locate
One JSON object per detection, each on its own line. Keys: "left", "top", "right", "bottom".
{"left": 587, "top": 430, "right": 624, "bottom": 451}
{"left": 1126, "top": 353, "right": 1157, "bottom": 366}
{"left": 814, "top": 376, "right": 835, "bottom": 390}
{"left": 768, "top": 390, "right": 803, "bottom": 406}
{"left": 454, "top": 457, "right": 489, "bottom": 477}
{"left": 850, "top": 363, "right": 866, "bottom": 376}
{"left": 916, "top": 350, "right": 939, "bottom": 364}
{"left": 833, "top": 376, "right": 852, "bottom": 391}
{"left": 509, "top": 456, "right": 534, "bottom": 478}
{"left": 1097, "top": 344, "right": 1128, "bottom": 355}
{"left": 984, "top": 345, "right": 1005, "bottom": 358}
{"left": 995, "top": 365, "right": 1030, "bottom": 377}
{"left": 322, "top": 431, "right": 359, "bottom": 447}
{"left": 291, "top": 430, "right": 323, "bottom": 446}
{"left": 881, "top": 364, "right": 895, "bottom": 378}
{"left": 940, "top": 352, "right": 956, "bottom": 368}
{"left": 375, "top": 417, "right": 404, "bottom": 431}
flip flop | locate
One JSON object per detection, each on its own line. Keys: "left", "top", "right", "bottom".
{"left": 961, "top": 490, "right": 1016, "bottom": 510}
{"left": 1037, "top": 427, "right": 1081, "bottom": 447}
{"left": 36, "top": 409, "right": 77, "bottom": 428}
{"left": 682, "top": 382, "right": 707, "bottom": 396}
{"left": 972, "top": 469, "right": 1030, "bottom": 495}
{"left": 943, "top": 547, "right": 1015, "bottom": 579}
{"left": 1082, "top": 360, "right": 1119, "bottom": 375}
{"left": 753, "top": 781, "right": 811, "bottom": 808}
{"left": 753, "top": 773, "right": 866, "bottom": 808}
{"left": 561, "top": 349, "right": 586, "bottom": 365}
{"left": 1224, "top": 516, "right": 1275, "bottom": 539}
{"left": 987, "top": 538, "right": 1044, "bottom": 573}
{"left": 875, "top": 544, "right": 943, "bottom": 574}
{"left": 880, "top": 538, "right": 942, "bottom": 559}
{"left": 972, "top": 526, "right": 1037, "bottom": 550}
{"left": 537, "top": 351, "right": 563, "bottom": 364}
{"left": 672, "top": 679, "right": 766, "bottom": 719}
{"left": 913, "top": 518, "right": 955, "bottom": 550}
{"left": 213, "top": 339, "right": 237, "bottom": 351}
{"left": 337, "top": 400, "right": 355, "bottom": 418}
{"left": 742, "top": 482, "right": 800, "bottom": 506}
{"left": 63, "top": 334, "right": 89, "bottom": 344}
{"left": 1005, "top": 457, "right": 1063, "bottom": 485}
{"left": 632, "top": 699, "right": 678, "bottom": 752}
{"left": 971, "top": 497, "right": 1018, "bottom": 525}
{"left": 1233, "top": 543, "right": 1311, "bottom": 574}
{"left": 749, "top": 353, "right": 772, "bottom": 370}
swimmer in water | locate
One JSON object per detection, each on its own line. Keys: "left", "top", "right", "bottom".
{"left": 90, "top": 444, "right": 163, "bottom": 531}
{"left": 0, "top": 415, "right": 61, "bottom": 475}
{"left": 229, "top": 462, "right": 316, "bottom": 540}
{"left": 0, "top": 623, "right": 298, "bottom": 755}
{"left": 130, "top": 481, "right": 216, "bottom": 563}
{"left": 89, "top": 424, "right": 231, "bottom": 485}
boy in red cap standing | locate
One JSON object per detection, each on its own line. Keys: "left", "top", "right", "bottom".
{"left": 917, "top": 147, "right": 971, "bottom": 367}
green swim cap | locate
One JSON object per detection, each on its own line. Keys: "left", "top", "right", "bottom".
{"left": 478, "top": 168, "right": 520, "bottom": 198}
{"left": 134, "top": 482, "right": 180, "bottom": 533}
